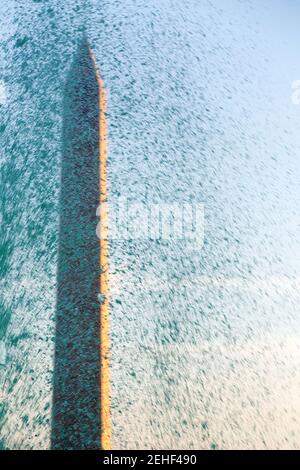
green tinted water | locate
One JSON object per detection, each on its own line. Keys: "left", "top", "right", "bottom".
{"left": 1, "top": 0, "right": 300, "bottom": 449}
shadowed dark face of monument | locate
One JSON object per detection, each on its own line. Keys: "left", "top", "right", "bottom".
{"left": 51, "top": 41, "right": 100, "bottom": 450}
